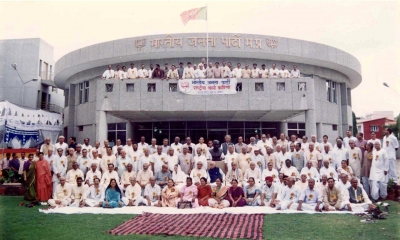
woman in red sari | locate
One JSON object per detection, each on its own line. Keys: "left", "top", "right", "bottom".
{"left": 197, "top": 177, "right": 212, "bottom": 206}
{"left": 35, "top": 152, "right": 52, "bottom": 203}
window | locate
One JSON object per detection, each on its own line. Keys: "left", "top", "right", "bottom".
{"left": 236, "top": 82, "right": 242, "bottom": 92}
{"left": 332, "top": 124, "right": 338, "bottom": 131}
{"left": 84, "top": 81, "right": 89, "bottom": 103}
{"left": 106, "top": 84, "right": 114, "bottom": 92}
{"left": 148, "top": 83, "right": 156, "bottom": 92}
{"left": 357, "top": 125, "right": 361, "bottom": 132}
{"left": 326, "top": 80, "right": 331, "bottom": 102}
{"left": 126, "top": 83, "right": 135, "bottom": 92}
{"left": 52, "top": 87, "right": 58, "bottom": 93}
{"left": 255, "top": 83, "right": 264, "bottom": 91}
{"left": 39, "top": 60, "right": 42, "bottom": 76}
{"left": 79, "top": 82, "right": 84, "bottom": 104}
{"left": 107, "top": 123, "right": 127, "bottom": 146}
{"left": 332, "top": 82, "right": 337, "bottom": 103}
{"left": 370, "top": 126, "right": 379, "bottom": 132}
{"left": 287, "top": 123, "right": 306, "bottom": 138}
{"left": 298, "top": 82, "right": 306, "bottom": 91}
{"left": 78, "top": 126, "right": 83, "bottom": 132}
{"left": 169, "top": 83, "right": 177, "bottom": 92}
{"left": 277, "top": 82, "right": 285, "bottom": 91}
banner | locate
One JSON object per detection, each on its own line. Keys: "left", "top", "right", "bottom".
{"left": 178, "top": 78, "right": 237, "bottom": 95}
{"left": 180, "top": 6, "right": 207, "bottom": 26}
{"left": 5, "top": 126, "right": 40, "bottom": 145}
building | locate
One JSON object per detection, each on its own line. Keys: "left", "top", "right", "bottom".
{"left": 54, "top": 33, "right": 362, "bottom": 146}
{"left": 0, "top": 38, "right": 64, "bottom": 113}
{"left": 357, "top": 117, "right": 396, "bottom": 139}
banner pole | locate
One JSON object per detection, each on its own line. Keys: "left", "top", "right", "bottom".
{"left": 206, "top": 4, "right": 209, "bottom": 66}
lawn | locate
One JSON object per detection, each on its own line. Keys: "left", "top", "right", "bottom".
{"left": 0, "top": 196, "right": 399, "bottom": 240}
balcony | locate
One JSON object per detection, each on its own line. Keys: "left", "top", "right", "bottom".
{"left": 40, "top": 71, "right": 55, "bottom": 81}
{"left": 41, "top": 102, "right": 64, "bottom": 114}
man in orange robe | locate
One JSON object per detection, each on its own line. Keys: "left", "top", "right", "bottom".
{"left": 35, "top": 152, "right": 52, "bottom": 202}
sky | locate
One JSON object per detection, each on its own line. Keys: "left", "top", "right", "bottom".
{"left": 1, "top": 0, "right": 399, "bottom": 118}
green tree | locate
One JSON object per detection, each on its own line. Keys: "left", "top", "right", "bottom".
{"left": 352, "top": 111, "right": 358, "bottom": 136}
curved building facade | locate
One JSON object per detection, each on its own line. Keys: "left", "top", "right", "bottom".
{"left": 54, "top": 33, "right": 362, "bottom": 145}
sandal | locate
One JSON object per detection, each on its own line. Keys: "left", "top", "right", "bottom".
{"left": 18, "top": 202, "right": 25, "bottom": 207}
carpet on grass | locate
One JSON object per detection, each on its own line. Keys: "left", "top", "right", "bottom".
{"left": 109, "top": 212, "right": 264, "bottom": 239}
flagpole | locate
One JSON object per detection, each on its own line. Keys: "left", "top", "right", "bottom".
{"left": 206, "top": 4, "right": 209, "bottom": 66}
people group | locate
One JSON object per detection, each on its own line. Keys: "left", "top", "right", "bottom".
{"left": 2, "top": 127, "right": 398, "bottom": 212}
{"left": 101, "top": 58, "right": 301, "bottom": 80}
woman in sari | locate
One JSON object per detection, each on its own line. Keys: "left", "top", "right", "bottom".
{"left": 337, "top": 160, "right": 354, "bottom": 178}
{"left": 102, "top": 179, "right": 123, "bottom": 208}
{"left": 243, "top": 177, "right": 261, "bottom": 206}
{"left": 172, "top": 164, "right": 187, "bottom": 190}
{"left": 23, "top": 154, "right": 37, "bottom": 202}
{"left": 225, "top": 179, "right": 246, "bottom": 207}
{"left": 176, "top": 177, "right": 198, "bottom": 208}
{"left": 208, "top": 177, "right": 230, "bottom": 209}
{"left": 197, "top": 177, "right": 212, "bottom": 206}
{"left": 162, "top": 179, "right": 179, "bottom": 207}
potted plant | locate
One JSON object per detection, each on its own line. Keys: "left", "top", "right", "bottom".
{"left": 387, "top": 178, "right": 396, "bottom": 201}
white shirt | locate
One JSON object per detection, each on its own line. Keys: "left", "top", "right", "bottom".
{"left": 193, "top": 155, "right": 208, "bottom": 171}
{"left": 269, "top": 68, "right": 279, "bottom": 78}
{"left": 151, "top": 153, "right": 168, "bottom": 174}
{"left": 125, "top": 183, "right": 142, "bottom": 200}
{"left": 166, "top": 154, "right": 178, "bottom": 172}
{"left": 243, "top": 168, "right": 261, "bottom": 183}
{"left": 382, "top": 134, "right": 399, "bottom": 157}
{"left": 190, "top": 168, "right": 209, "bottom": 183}
{"left": 194, "top": 68, "right": 206, "bottom": 78}
{"left": 370, "top": 149, "right": 389, "bottom": 182}
{"left": 261, "top": 168, "right": 279, "bottom": 184}
{"left": 81, "top": 144, "right": 93, "bottom": 158}
{"left": 259, "top": 69, "right": 268, "bottom": 78}
{"left": 85, "top": 170, "right": 102, "bottom": 185}
{"left": 343, "top": 136, "right": 357, "bottom": 149}
{"left": 54, "top": 142, "right": 69, "bottom": 156}
{"left": 183, "top": 67, "right": 195, "bottom": 79}
{"left": 77, "top": 156, "right": 92, "bottom": 174}
{"left": 52, "top": 154, "right": 68, "bottom": 182}
{"left": 144, "top": 183, "right": 161, "bottom": 202}
{"left": 138, "top": 155, "right": 152, "bottom": 171}
{"left": 102, "top": 69, "right": 114, "bottom": 79}
{"left": 84, "top": 185, "right": 105, "bottom": 201}
{"left": 290, "top": 69, "right": 301, "bottom": 78}
{"left": 320, "top": 166, "right": 338, "bottom": 181}
{"left": 100, "top": 170, "right": 120, "bottom": 188}
{"left": 333, "top": 147, "right": 349, "bottom": 169}
{"left": 127, "top": 67, "right": 138, "bottom": 79}
{"left": 130, "top": 150, "right": 143, "bottom": 172}
{"left": 137, "top": 68, "right": 149, "bottom": 78}
{"left": 170, "top": 143, "right": 182, "bottom": 156}
{"left": 281, "top": 166, "right": 299, "bottom": 179}
{"left": 300, "top": 167, "right": 320, "bottom": 180}
{"left": 138, "top": 142, "right": 149, "bottom": 153}
{"left": 234, "top": 67, "right": 242, "bottom": 78}
{"left": 148, "top": 69, "right": 154, "bottom": 78}
{"left": 278, "top": 69, "right": 290, "bottom": 78}
{"left": 224, "top": 151, "right": 238, "bottom": 173}
{"left": 251, "top": 68, "right": 259, "bottom": 78}
{"left": 119, "top": 71, "right": 128, "bottom": 80}
{"left": 66, "top": 168, "right": 84, "bottom": 185}
{"left": 116, "top": 156, "right": 133, "bottom": 176}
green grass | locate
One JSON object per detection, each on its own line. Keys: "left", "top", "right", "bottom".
{"left": 0, "top": 196, "right": 399, "bottom": 240}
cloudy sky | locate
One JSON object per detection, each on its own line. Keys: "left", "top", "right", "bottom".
{"left": 1, "top": 1, "right": 399, "bottom": 118}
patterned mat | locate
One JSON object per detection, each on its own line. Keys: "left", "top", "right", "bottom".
{"left": 109, "top": 212, "right": 264, "bottom": 239}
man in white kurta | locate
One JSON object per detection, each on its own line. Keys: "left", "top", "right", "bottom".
{"left": 261, "top": 162, "right": 279, "bottom": 184}
{"left": 170, "top": 137, "right": 182, "bottom": 156}
{"left": 258, "top": 65, "right": 268, "bottom": 78}
{"left": 116, "top": 151, "right": 133, "bottom": 177}
{"left": 257, "top": 177, "right": 276, "bottom": 206}
{"left": 48, "top": 177, "right": 71, "bottom": 207}
{"left": 320, "top": 159, "right": 338, "bottom": 181}
{"left": 54, "top": 136, "right": 69, "bottom": 156}
{"left": 66, "top": 162, "right": 84, "bottom": 186}
{"left": 304, "top": 143, "right": 322, "bottom": 169}
{"left": 343, "top": 178, "right": 374, "bottom": 212}
{"left": 84, "top": 178, "right": 105, "bottom": 207}
{"left": 151, "top": 146, "right": 168, "bottom": 174}
{"left": 295, "top": 174, "right": 309, "bottom": 190}
{"left": 195, "top": 137, "right": 210, "bottom": 160}
{"left": 85, "top": 163, "right": 102, "bottom": 187}
{"left": 166, "top": 149, "right": 178, "bottom": 172}
{"left": 90, "top": 150, "right": 102, "bottom": 171}
{"left": 343, "top": 130, "right": 357, "bottom": 149}
{"left": 225, "top": 162, "right": 243, "bottom": 186}
{"left": 321, "top": 144, "right": 336, "bottom": 169}
{"left": 190, "top": 161, "right": 209, "bottom": 185}
{"left": 224, "top": 145, "right": 238, "bottom": 173}
{"left": 276, "top": 146, "right": 292, "bottom": 171}
{"left": 382, "top": 128, "right": 399, "bottom": 182}
{"left": 122, "top": 177, "right": 145, "bottom": 206}
{"left": 77, "top": 149, "right": 91, "bottom": 175}
{"left": 269, "top": 64, "right": 279, "bottom": 78}
{"left": 243, "top": 162, "right": 262, "bottom": 187}
{"left": 301, "top": 161, "right": 320, "bottom": 181}
{"left": 182, "top": 62, "right": 195, "bottom": 79}
{"left": 335, "top": 173, "right": 351, "bottom": 200}
{"left": 251, "top": 149, "right": 265, "bottom": 171}
{"left": 237, "top": 147, "right": 251, "bottom": 174}
{"left": 348, "top": 140, "right": 362, "bottom": 178}
{"left": 369, "top": 142, "right": 389, "bottom": 200}
{"left": 278, "top": 65, "right": 290, "bottom": 78}
{"left": 100, "top": 163, "right": 120, "bottom": 188}
{"left": 276, "top": 177, "right": 302, "bottom": 210}
{"left": 281, "top": 159, "right": 299, "bottom": 180}
{"left": 137, "top": 163, "right": 153, "bottom": 192}
{"left": 251, "top": 64, "right": 259, "bottom": 78}
{"left": 137, "top": 64, "right": 149, "bottom": 78}
{"left": 101, "top": 148, "right": 116, "bottom": 173}
{"left": 138, "top": 149, "right": 152, "bottom": 172}
{"left": 69, "top": 177, "right": 89, "bottom": 207}
{"left": 102, "top": 65, "right": 114, "bottom": 79}
{"left": 144, "top": 177, "right": 162, "bottom": 206}
{"left": 138, "top": 137, "right": 149, "bottom": 153}
{"left": 295, "top": 178, "right": 323, "bottom": 211}
{"left": 120, "top": 164, "right": 137, "bottom": 190}
{"left": 130, "top": 144, "right": 143, "bottom": 172}
{"left": 264, "top": 148, "right": 277, "bottom": 170}
{"left": 127, "top": 63, "right": 138, "bottom": 79}
{"left": 290, "top": 65, "right": 301, "bottom": 78}
{"left": 333, "top": 139, "right": 349, "bottom": 169}
{"left": 194, "top": 148, "right": 208, "bottom": 171}
{"left": 194, "top": 64, "right": 206, "bottom": 78}
{"left": 52, "top": 148, "right": 68, "bottom": 193}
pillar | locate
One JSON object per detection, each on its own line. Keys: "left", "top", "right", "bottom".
{"left": 280, "top": 122, "right": 288, "bottom": 136}
{"left": 96, "top": 110, "right": 107, "bottom": 144}
{"left": 316, "top": 122, "right": 322, "bottom": 142}
{"left": 305, "top": 110, "right": 317, "bottom": 137}
{"left": 126, "top": 121, "right": 133, "bottom": 140}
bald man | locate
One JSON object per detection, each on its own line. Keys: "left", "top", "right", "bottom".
{"left": 40, "top": 137, "right": 54, "bottom": 156}
{"left": 190, "top": 161, "right": 209, "bottom": 185}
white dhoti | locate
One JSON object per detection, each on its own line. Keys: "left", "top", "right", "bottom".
{"left": 208, "top": 198, "right": 230, "bottom": 207}
{"left": 388, "top": 157, "right": 397, "bottom": 182}
{"left": 257, "top": 197, "right": 273, "bottom": 206}
{"left": 298, "top": 203, "right": 323, "bottom": 211}
{"left": 85, "top": 199, "right": 102, "bottom": 207}
{"left": 48, "top": 199, "right": 69, "bottom": 207}
{"left": 68, "top": 199, "right": 83, "bottom": 207}
{"left": 122, "top": 196, "right": 145, "bottom": 206}
{"left": 370, "top": 179, "right": 388, "bottom": 200}
{"left": 144, "top": 200, "right": 160, "bottom": 206}
{"left": 344, "top": 203, "right": 371, "bottom": 213}
{"left": 278, "top": 200, "right": 296, "bottom": 210}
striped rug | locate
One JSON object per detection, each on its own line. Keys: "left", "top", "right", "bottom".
{"left": 109, "top": 212, "right": 264, "bottom": 239}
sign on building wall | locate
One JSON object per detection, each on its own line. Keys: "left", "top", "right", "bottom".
{"left": 178, "top": 78, "right": 237, "bottom": 95}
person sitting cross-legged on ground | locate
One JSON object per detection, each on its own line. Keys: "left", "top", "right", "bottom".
{"left": 257, "top": 176, "right": 277, "bottom": 207}
{"left": 48, "top": 177, "right": 71, "bottom": 208}
{"left": 197, "top": 177, "right": 212, "bottom": 206}
{"left": 343, "top": 177, "right": 375, "bottom": 212}
{"left": 243, "top": 177, "right": 261, "bottom": 206}
{"left": 208, "top": 177, "right": 230, "bottom": 209}
{"left": 102, "top": 178, "right": 123, "bottom": 208}
{"left": 144, "top": 177, "right": 162, "bottom": 207}
{"left": 322, "top": 177, "right": 342, "bottom": 211}
{"left": 162, "top": 179, "right": 179, "bottom": 207}
{"left": 83, "top": 177, "right": 104, "bottom": 207}
{"left": 177, "top": 177, "right": 199, "bottom": 208}
{"left": 295, "top": 178, "right": 323, "bottom": 212}
{"left": 122, "top": 177, "right": 145, "bottom": 206}
{"left": 69, "top": 177, "right": 88, "bottom": 207}
{"left": 225, "top": 179, "right": 246, "bottom": 207}
{"left": 275, "top": 177, "right": 302, "bottom": 210}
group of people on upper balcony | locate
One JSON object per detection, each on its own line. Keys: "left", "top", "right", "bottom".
{"left": 101, "top": 58, "right": 301, "bottom": 80}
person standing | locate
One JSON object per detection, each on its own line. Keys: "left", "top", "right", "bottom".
{"left": 35, "top": 152, "right": 52, "bottom": 204}
{"left": 23, "top": 154, "right": 37, "bottom": 202}
{"left": 382, "top": 128, "right": 399, "bottom": 182}
{"left": 361, "top": 143, "right": 374, "bottom": 197}
{"left": 369, "top": 142, "right": 389, "bottom": 200}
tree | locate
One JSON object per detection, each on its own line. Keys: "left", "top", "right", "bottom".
{"left": 352, "top": 111, "right": 358, "bottom": 136}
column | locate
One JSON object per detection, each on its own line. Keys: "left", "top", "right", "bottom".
{"left": 280, "top": 122, "right": 288, "bottom": 136}
{"left": 96, "top": 110, "right": 107, "bottom": 144}
{"left": 316, "top": 122, "right": 322, "bottom": 142}
{"left": 126, "top": 122, "right": 133, "bottom": 140}
{"left": 305, "top": 110, "right": 316, "bottom": 137}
